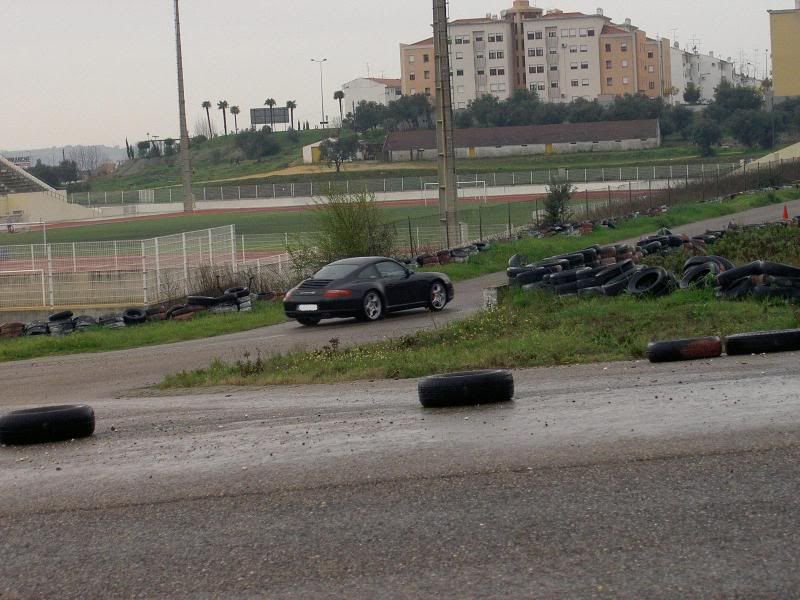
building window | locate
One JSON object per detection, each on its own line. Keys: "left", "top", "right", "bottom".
{"left": 588, "top": 29, "right": 595, "bottom": 37}
{"left": 456, "top": 85, "right": 465, "bottom": 93}
{"left": 423, "top": 71, "right": 430, "bottom": 79}
{"left": 455, "top": 52, "right": 463, "bottom": 60}
{"left": 497, "top": 51, "right": 504, "bottom": 59}
{"left": 622, "top": 76, "right": 629, "bottom": 84}
{"left": 409, "top": 73, "right": 416, "bottom": 81}
{"left": 476, "top": 53, "right": 484, "bottom": 60}
{"left": 458, "top": 102, "right": 466, "bottom": 109}
{"left": 498, "top": 68, "right": 505, "bottom": 75}
{"left": 550, "top": 65, "right": 558, "bottom": 71}
{"left": 621, "top": 43, "right": 628, "bottom": 52}
{"left": 477, "top": 69, "right": 485, "bottom": 75}
{"left": 648, "top": 65, "right": 655, "bottom": 73}
{"left": 571, "top": 62, "right": 578, "bottom": 70}
{"left": 647, "top": 51, "right": 654, "bottom": 59}
{"left": 582, "top": 79, "right": 590, "bottom": 86}
{"left": 571, "top": 29, "right": 578, "bottom": 37}
{"left": 605, "top": 43, "right": 612, "bottom": 52}
{"left": 606, "top": 77, "right": 613, "bottom": 86}
{"left": 474, "top": 34, "right": 483, "bottom": 42}
{"left": 579, "top": 28, "right": 588, "bottom": 37}
{"left": 570, "top": 46, "right": 578, "bottom": 54}
{"left": 605, "top": 60, "right": 612, "bottom": 69}
{"left": 423, "top": 54, "right": 430, "bottom": 63}
{"left": 581, "top": 62, "right": 589, "bottom": 69}
{"left": 571, "top": 80, "right": 579, "bottom": 87}
{"left": 490, "top": 68, "right": 497, "bottom": 76}
{"left": 551, "top": 81, "right": 559, "bottom": 88}
{"left": 538, "top": 82, "right": 546, "bottom": 90}
{"left": 488, "top": 33, "right": 503, "bottom": 42}
{"left": 527, "top": 31, "right": 543, "bottom": 40}
{"left": 580, "top": 45, "right": 588, "bottom": 53}
{"left": 622, "top": 60, "right": 629, "bottom": 68}
{"left": 456, "top": 69, "right": 464, "bottom": 76}
{"left": 649, "top": 81, "right": 656, "bottom": 90}
{"left": 549, "top": 48, "right": 557, "bottom": 55}
{"left": 535, "top": 48, "right": 544, "bottom": 56}
{"left": 410, "top": 88, "right": 416, "bottom": 94}
{"left": 409, "top": 56, "right": 415, "bottom": 64}
{"left": 425, "top": 88, "right": 431, "bottom": 95}
{"left": 561, "top": 29, "right": 569, "bottom": 37}
{"left": 548, "top": 31, "right": 557, "bottom": 38}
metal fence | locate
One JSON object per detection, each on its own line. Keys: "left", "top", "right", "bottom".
{"left": 66, "top": 162, "right": 742, "bottom": 206}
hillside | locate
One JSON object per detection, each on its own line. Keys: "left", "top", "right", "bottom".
{"left": 87, "top": 129, "right": 334, "bottom": 192}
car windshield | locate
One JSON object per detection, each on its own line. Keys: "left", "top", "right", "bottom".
{"left": 313, "top": 264, "right": 360, "bottom": 280}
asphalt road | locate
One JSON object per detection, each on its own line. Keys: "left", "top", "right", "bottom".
{"left": 1, "top": 198, "right": 800, "bottom": 598}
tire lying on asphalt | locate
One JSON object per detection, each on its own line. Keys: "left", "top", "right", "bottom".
{"left": 122, "top": 308, "right": 147, "bottom": 325}
{"left": 627, "top": 267, "right": 674, "bottom": 297}
{"left": 726, "top": 329, "right": 800, "bottom": 356}
{"left": 0, "top": 404, "right": 95, "bottom": 446}
{"left": 646, "top": 336, "right": 723, "bottom": 363}
{"left": 418, "top": 370, "right": 514, "bottom": 408}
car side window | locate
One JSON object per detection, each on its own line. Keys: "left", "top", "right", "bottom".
{"left": 358, "top": 265, "right": 381, "bottom": 280}
{"left": 376, "top": 261, "right": 407, "bottom": 280}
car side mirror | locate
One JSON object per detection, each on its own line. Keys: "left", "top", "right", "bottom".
{"left": 405, "top": 268, "right": 414, "bottom": 278}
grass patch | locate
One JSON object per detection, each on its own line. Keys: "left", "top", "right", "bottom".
{"left": 430, "top": 189, "right": 800, "bottom": 282}
{"left": 0, "top": 301, "right": 286, "bottom": 363}
{"left": 161, "top": 287, "right": 800, "bottom": 388}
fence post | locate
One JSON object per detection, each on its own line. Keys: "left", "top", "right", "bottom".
{"left": 479, "top": 206, "right": 483, "bottom": 240}
{"left": 113, "top": 241, "right": 119, "bottom": 270}
{"left": 507, "top": 202, "right": 512, "bottom": 237}
{"left": 182, "top": 233, "right": 189, "bottom": 296}
{"left": 169, "top": 188, "right": 173, "bottom": 203}
{"left": 667, "top": 178, "right": 672, "bottom": 205}
{"left": 220, "top": 187, "right": 224, "bottom": 201}
{"left": 346, "top": 180, "right": 350, "bottom": 194}
{"left": 285, "top": 232, "right": 289, "bottom": 249}
{"left": 585, "top": 188, "right": 589, "bottom": 218}
{"left": 238, "top": 186, "right": 242, "bottom": 200}
{"left": 230, "top": 225, "right": 237, "bottom": 273}
{"left": 636, "top": 167, "right": 640, "bottom": 180}
{"left": 607, "top": 186, "right": 611, "bottom": 209}
{"left": 273, "top": 184, "right": 276, "bottom": 198}
{"left": 743, "top": 163, "right": 748, "bottom": 191}
{"left": 407, "top": 217, "right": 415, "bottom": 255}
{"left": 203, "top": 187, "right": 207, "bottom": 202}
{"left": 291, "top": 183, "right": 295, "bottom": 197}
{"left": 72, "top": 242, "right": 77, "bottom": 273}
{"left": 208, "top": 229, "right": 214, "bottom": 267}
{"left": 141, "top": 241, "right": 148, "bottom": 306}
{"left": 30, "top": 245, "right": 35, "bottom": 271}
{"left": 46, "top": 244, "right": 54, "bottom": 308}
{"left": 648, "top": 180, "right": 653, "bottom": 210}
{"left": 154, "top": 237, "right": 162, "bottom": 301}
{"left": 255, "top": 184, "right": 259, "bottom": 198}
{"left": 602, "top": 167, "right": 605, "bottom": 182}
{"left": 241, "top": 234, "right": 246, "bottom": 263}
{"left": 512, "top": 172, "right": 516, "bottom": 186}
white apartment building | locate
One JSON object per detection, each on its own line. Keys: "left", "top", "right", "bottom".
{"left": 340, "top": 78, "right": 402, "bottom": 113}
{"left": 522, "top": 11, "right": 608, "bottom": 103}
{"left": 449, "top": 18, "right": 516, "bottom": 108}
{"left": 670, "top": 44, "right": 760, "bottom": 103}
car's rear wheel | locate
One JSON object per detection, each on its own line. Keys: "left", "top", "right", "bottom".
{"left": 429, "top": 281, "right": 447, "bottom": 312}
{"left": 362, "top": 291, "right": 384, "bottom": 321}
{"left": 297, "top": 317, "right": 321, "bottom": 326}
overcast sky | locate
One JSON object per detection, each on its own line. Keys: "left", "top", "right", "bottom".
{"left": 0, "top": 0, "right": 790, "bottom": 150}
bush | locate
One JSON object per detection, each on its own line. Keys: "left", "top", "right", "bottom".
{"left": 235, "top": 129, "right": 281, "bottom": 160}
{"left": 543, "top": 181, "right": 575, "bottom": 226}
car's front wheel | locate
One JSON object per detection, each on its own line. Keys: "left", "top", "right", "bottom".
{"left": 429, "top": 281, "right": 448, "bottom": 312}
{"left": 362, "top": 291, "right": 384, "bottom": 321}
{"left": 297, "top": 317, "right": 321, "bottom": 326}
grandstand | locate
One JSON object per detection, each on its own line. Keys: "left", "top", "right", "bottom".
{"left": 0, "top": 155, "right": 53, "bottom": 194}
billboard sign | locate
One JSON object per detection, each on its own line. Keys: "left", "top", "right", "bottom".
{"left": 250, "top": 107, "right": 290, "bottom": 127}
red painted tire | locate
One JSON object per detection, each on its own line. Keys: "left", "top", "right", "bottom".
{"left": 646, "top": 337, "right": 723, "bottom": 363}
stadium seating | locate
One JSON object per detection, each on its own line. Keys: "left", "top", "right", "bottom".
{"left": 0, "top": 165, "right": 46, "bottom": 193}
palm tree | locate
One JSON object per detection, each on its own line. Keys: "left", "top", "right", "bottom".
{"left": 217, "top": 100, "right": 229, "bottom": 135}
{"left": 230, "top": 105, "right": 241, "bottom": 133}
{"left": 201, "top": 100, "right": 213, "bottom": 137}
{"left": 264, "top": 98, "right": 276, "bottom": 130}
{"left": 286, "top": 100, "right": 297, "bottom": 130}
{"left": 333, "top": 90, "right": 345, "bottom": 127}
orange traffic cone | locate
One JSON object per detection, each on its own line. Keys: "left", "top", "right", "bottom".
{"left": 783, "top": 205, "right": 790, "bottom": 220}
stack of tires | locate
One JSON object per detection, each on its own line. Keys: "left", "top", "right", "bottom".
{"left": 636, "top": 229, "right": 723, "bottom": 258}
{"left": 72, "top": 315, "right": 98, "bottom": 332}
{"left": 24, "top": 321, "right": 49, "bottom": 336}
{"left": 225, "top": 287, "right": 252, "bottom": 312}
{"left": 415, "top": 243, "right": 488, "bottom": 268}
{"left": 680, "top": 256, "right": 734, "bottom": 290}
{"left": 48, "top": 311, "right": 75, "bottom": 337}
{"left": 0, "top": 322, "right": 25, "bottom": 339}
{"left": 99, "top": 314, "right": 125, "bottom": 329}
{"left": 716, "top": 261, "right": 800, "bottom": 301}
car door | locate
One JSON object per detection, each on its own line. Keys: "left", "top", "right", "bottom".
{"left": 375, "top": 261, "right": 411, "bottom": 307}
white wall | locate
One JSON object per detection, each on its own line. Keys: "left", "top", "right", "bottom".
{"left": 3, "top": 191, "right": 98, "bottom": 222}
{"left": 340, "top": 78, "right": 401, "bottom": 112}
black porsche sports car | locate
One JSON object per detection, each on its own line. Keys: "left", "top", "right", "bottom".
{"left": 284, "top": 257, "right": 455, "bottom": 325}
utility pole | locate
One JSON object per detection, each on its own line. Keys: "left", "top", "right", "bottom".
{"left": 174, "top": 0, "right": 194, "bottom": 212}
{"left": 433, "top": 0, "right": 458, "bottom": 248}
{"left": 311, "top": 58, "right": 328, "bottom": 127}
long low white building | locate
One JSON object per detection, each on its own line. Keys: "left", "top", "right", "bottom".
{"left": 383, "top": 119, "right": 660, "bottom": 161}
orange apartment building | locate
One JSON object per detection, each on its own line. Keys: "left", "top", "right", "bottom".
{"left": 598, "top": 22, "right": 672, "bottom": 100}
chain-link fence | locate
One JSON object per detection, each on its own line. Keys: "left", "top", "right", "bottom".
{"left": 66, "top": 162, "right": 743, "bottom": 206}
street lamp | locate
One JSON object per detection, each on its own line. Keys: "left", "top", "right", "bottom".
{"left": 311, "top": 58, "right": 327, "bottom": 127}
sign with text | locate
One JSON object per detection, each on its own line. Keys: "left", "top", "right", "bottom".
{"left": 250, "top": 107, "right": 290, "bottom": 127}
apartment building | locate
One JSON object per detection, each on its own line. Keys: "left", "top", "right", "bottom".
{"left": 341, "top": 78, "right": 402, "bottom": 113}
{"left": 400, "top": 18, "right": 515, "bottom": 108}
{"left": 670, "top": 44, "right": 759, "bottom": 103}
{"left": 519, "top": 11, "right": 608, "bottom": 103}
{"left": 599, "top": 21, "right": 672, "bottom": 101}
{"left": 769, "top": 2, "right": 800, "bottom": 100}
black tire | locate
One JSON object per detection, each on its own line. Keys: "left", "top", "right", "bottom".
{"left": 507, "top": 267, "right": 529, "bottom": 279}
{"left": 428, "top": 281, "right": 449, "bottom": 312}
{"left": 513, "top": 268, "right": 549, "bottom": 287}
{"left": 761, "top": 262, "right": 800, "bottom": 279}
{"left": 123, "top": 308, "right": 147, "bottom": 325}
{"left": 24, "top": 321, "right": 49, "bottom": 336}
{"left": 48, "top": 310, "right": 73, "bottom": 322}
{"left": 362, "top": 290, "right": 384, "bottom": 322}
{"left": 224, "top": 287, "right": 250, "bottom": 299}
{"left": 578, "top": 286, "right": 605, "bottom": 298}
{"left": 73, "top": 316, "right": 98, "bottom": 328}
{"left": 627, "top": 267, "right": 673, "bottom": 297}
{"left": 550, "top": 267, "right": 591, "bottom": 285}
{"left": 718, "top": 277, "right": 755, "bottom": 300}
{"left": 646, "top": 337, "right": 723, "bottom": 363}
{"left": 684, "top": 255, "right": 735, "bottom": 274}
{"left": 602, "top": 267, "right": 641, "bottom": 297}
{"left": 639, "top": 241, "right": 662, "bottom": 255}
{"left": 508, "top": 254, "right": 529, "bottom": 268}
{"left": 594, "top": 259, "right": 635, "bottom": 286}
{"left": 753, "top": 285, "right": 800, "bottom": 300}
{"left": 0, "top": 404, "right": 95, "bottom": 446}
{"left": 767, "top": 276, "right": 800, "bottom": 289}
{"left": 726, "top": 329, "right": 800, "bottom": 356}
{"left": 717, "top": 261, "right": 763, "bottom": 288}
{"left": 554, "top": 280, "right": 580, "bottom": 295}
{"left": 418, "top": 370, "right": 514, "bottom": 408}
{"left": 297, "top": 317, "right": 321, "bottom": 326}
{"left": 680, "top": 263, "right": 721, "bottom": 289}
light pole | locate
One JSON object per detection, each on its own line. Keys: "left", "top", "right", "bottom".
{"left": 311, "top": 58, "right": 327, "bottom": 127}
{"left": 174, "top": 0, "right": 194, "bottom": 212}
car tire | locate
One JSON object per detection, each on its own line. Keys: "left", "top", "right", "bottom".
{"left": 48, "top": 310, "right": 74, "bottom": 322}
{"left": 418, "top": 370, "right": 514, "bottom": 408}
{"left": 680, "top": 263, "right": 721, "bottom": 289}
{"left": 726, "top": 329, "right": 800, "bottom": 356}
{"left": 646, "top": 337, "right": 723, "bottom": 363}
{"left": 362, "top": 290, "right": 384, "bottom": 322}
{"left": 429, "top": 281, "right": 448, "bottom": 312}
{"left": 224, "top": 287, "right": 250, "bottom": 299}
{"left": 297, "top": 317, "right": 321, "bottom": 326}
{"left": 122, "top": 308, "right": 147, "bottom": 325}
{"left": 627, "top": 267, "right": 673, "bottom": 297}
{"left": 0, "top": 404, "right": 95, "bottom": 446}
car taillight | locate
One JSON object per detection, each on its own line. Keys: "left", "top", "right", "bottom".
{"left": 323, "top": 289, "right": 353, "bottom": 298}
